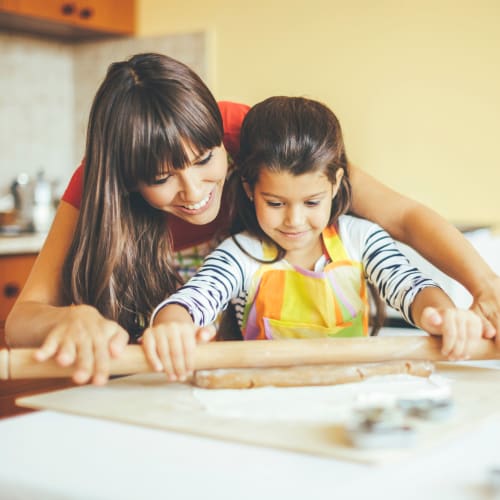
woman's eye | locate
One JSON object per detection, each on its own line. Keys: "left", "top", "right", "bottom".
{"left": 196, "top": 151, "right": 213, "bottom": 165}
{"left": 266, "top": 201, "right": 283, "bottom": 208}
{"left": 151, "top": 174, "right": 171, "bottom": 185}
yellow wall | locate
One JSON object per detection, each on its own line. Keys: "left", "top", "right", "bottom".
{"left": 137, "top": 0, "right": 500, "bottom": 225}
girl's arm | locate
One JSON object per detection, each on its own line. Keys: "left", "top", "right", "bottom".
{"left": 143, "top": 238, "right": 250, "bottom": 380}
{"left": 5, "top": 201, "right": 129, "bottom": 385}
{"left": 356, "top": 217, "right": 483, "bottom": 360}
{"left": 150, "top": 236, "right": 251, "bottom": 327}
{"left": 349, "top": 164, "right": 500, "bottom": 337}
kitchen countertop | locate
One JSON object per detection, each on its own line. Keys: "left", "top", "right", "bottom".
{"left": 0, "top": 232, "right": 47, "bottom": 255}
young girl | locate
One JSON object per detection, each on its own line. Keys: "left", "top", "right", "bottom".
{"left": 6, "top": 54, "right": 498, "bottom": 387}
{"left": 144, "top": 96, "right": 482, "bottom": 381}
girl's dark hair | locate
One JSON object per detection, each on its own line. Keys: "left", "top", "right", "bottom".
{"left": 227, "top": 96, "right": 384, "bottom": 335}
{"left": 63, "top": 52, "right": 223, "bottom": 339}
{"left": 230, "top": 96, "right": 351, "bottom": 255}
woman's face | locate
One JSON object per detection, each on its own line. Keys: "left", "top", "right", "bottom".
{"left": 138, "top": 144, "right": 228, "bottom": 225}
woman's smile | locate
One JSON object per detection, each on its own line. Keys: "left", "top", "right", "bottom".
{"left": 178, "top": 187, "right": 215, "bottom": 213}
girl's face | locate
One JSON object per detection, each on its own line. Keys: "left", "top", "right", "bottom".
{"left": 138, "top": 145, "right": 228, "bottom": 225}
{"left": 247, "top": 167, "right": 343, "bottom": 263}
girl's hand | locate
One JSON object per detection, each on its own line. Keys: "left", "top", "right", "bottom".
{"left": 469, "top": 274, "right": 500, "bottom": 344}
{"left": 34, "top": 304, "right": 129, "bottom": 385}
{"left": 419, "top": 306, "right": 482, "bottom": 360}
{"left": 141, "top": 322, "right": 216, "bottom": 381}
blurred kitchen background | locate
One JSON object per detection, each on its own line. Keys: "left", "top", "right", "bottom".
{"left": 1, "top": 28, "right": 207, "bottom": 193}
{"left": 1, "top": 0, "right": 500, "bottom": 225}
{"left": 0, "top": 0, "right": 499, "bottom": 319}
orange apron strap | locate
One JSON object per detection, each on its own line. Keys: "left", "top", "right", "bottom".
{"left": 322, "top": 225, "right": 350, "bottom": 263}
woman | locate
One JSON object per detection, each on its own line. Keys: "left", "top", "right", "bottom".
{"left": 6, "top": 53, "right": 500, "bottom": 385}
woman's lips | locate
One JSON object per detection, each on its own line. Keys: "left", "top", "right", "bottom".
{"left": 177, "top": 188, "right": 215, "bottom": 215}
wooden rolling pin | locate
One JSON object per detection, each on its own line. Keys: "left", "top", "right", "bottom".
{"left": 0, "top": 336, "right": 499, "bottom": 380}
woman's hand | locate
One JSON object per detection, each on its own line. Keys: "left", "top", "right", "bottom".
{"left": 419, "top": 306, "right": 482, "bottom": 360}
{"left": 469, "top": 274, "right": 500, "bottom": 344}
{"left": 33, "top": 304, "right": 129, "bottom": 385}
{"left": 141, "top": 322, "right": 215, "bottom": 382}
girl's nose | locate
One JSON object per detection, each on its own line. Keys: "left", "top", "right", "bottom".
{"left": 284, "top": 206, "right": 305, "bottom": 227}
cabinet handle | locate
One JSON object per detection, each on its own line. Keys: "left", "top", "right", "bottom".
{"left": 4, "top": 283, "right": 20, "bottom": 298}
{"left": 79, "top": 7, "right": 94, "bottom": 20}
{"left": 61, "top": 3, "right": 76, "bottom": 16}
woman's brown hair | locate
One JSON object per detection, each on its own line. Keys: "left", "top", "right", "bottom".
{"left": 63, "top": 53, "right": 223, "bottom": 340}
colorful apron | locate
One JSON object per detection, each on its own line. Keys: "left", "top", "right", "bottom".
{"left": 241, "top": 225, "right": 369, "bottom": 340}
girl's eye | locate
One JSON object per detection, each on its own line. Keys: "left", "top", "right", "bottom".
{"left": 266, "top": 201, "right": 283, "bottom": 208}
{"left": 305, "top": 200, "right": 321, "bottom": 207}
{"left": 196, "top": 151, "right": 213, "bottom": 165}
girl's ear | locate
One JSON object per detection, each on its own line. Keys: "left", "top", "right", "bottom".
{"left": 242, "top": 181, "right": 253, "bottom": 201}
{"left": 332, "top": 168, "right": 344, "bottom": 199}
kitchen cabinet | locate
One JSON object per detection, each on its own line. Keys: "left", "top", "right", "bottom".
{"left": 0, "top": 252, "right": 75, "bottom": 418}
{"left": 0, "top": 0, "right": 134, "bottom": 39}
{"left": 0, "top": 252, "right": 36, "bottom": 342}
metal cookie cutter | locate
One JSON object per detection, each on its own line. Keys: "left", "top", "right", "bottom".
{"left": 346, "top": 406, "right": 416, "bottom": 449}
{"left": 397, "top": 398, "right": 454, "bottom": 421}
{"left": 489, "top": 467, "right": 500, "bottom": 494}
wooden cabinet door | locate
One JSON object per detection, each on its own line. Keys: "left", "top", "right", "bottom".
{"left": 1, "top": 0, "right": 77, "bottom": 23}
{"left": 0, "top": 0, "right": 134, "bottom": 36}
{"left": 0, "top": 253, "right": 37, "bottom": 347}
{"left": 72, "top": 0, "right": 134, "bottom": 35}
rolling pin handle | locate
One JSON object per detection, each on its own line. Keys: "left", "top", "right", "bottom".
{"left": 0, "top": 349, "right": 9, "bottom": 380}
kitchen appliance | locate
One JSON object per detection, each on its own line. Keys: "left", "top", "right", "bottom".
{"left": 4, "top": 171, "right": 54, "bottom": 234}
{"left": 10, "top": 172, "right": 34, "bottom": 232}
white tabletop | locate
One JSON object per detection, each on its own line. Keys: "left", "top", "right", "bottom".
{"left": 0, "top": 409, "right": 499, "bottom": 500}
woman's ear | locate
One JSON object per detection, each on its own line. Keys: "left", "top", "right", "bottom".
{"left": 332, "top": 168, "right": 344, "bottom": 199}
{"left": 242, "top": 181, "right": 253, "bottom": 201}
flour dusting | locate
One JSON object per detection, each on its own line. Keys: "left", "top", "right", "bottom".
{"left": 192, "top": 374, "right": 451, "bottom": 423}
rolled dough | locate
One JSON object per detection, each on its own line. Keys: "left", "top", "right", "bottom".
{"left": 193, "top": 360, "right": 435, "bottom": 389}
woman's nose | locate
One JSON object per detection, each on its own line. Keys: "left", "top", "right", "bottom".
{"left": 178, "top": 169, "right": 202, "bottom": 200}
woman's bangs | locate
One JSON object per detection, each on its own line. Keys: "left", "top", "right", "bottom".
{"left": 119, "top": 88, "right": 222, "bottom": 188}
{"left": 163, "top": 100, "right": 223, "bottom": 169}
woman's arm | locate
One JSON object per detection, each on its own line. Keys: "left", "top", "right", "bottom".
{"left": 5, "top": 201, "right": 128, "bottom": 384}
{"left": 5, "top": 201, "right": 79, "bottom": 346}
{"left": 411, "top": 287, "right": 482, "bottom": 360}
{"left": 349, "top": 164, "right": 500, "bottom": 337}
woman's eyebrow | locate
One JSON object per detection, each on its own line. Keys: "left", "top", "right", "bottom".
{"left": 190, "top": 149, "right": 211, "bottom": 163}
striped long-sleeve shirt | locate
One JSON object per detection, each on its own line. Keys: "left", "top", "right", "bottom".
{"left": 151, "top": 215, "right": 439, "bottom": 327}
